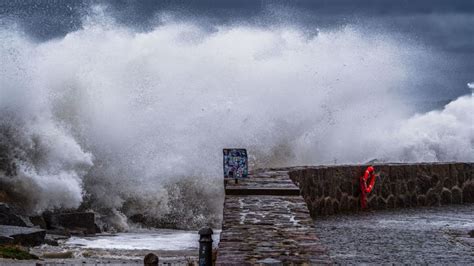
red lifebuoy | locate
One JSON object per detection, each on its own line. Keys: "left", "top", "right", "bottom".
{"left": 360, "top": 166, "right": 377, "bottom": 209}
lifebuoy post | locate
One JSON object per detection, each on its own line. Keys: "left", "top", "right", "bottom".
{"left": 360, "top": 166, "right": 377, "bottom": 209}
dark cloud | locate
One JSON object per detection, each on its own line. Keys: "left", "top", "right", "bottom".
{"left": 1, "top": 0, "right": 472, "bottom": 99}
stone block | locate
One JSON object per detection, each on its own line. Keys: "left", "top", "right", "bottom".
{"left": 407, "top": 180, "right": 416, "bottom": 194}
{"left": 451, "top": 186, "right": 463, "bottom": 204}
{"left": 381, "top": 181, "right": 391, "bottom": 198}
{"left": 377, "top": 197, "right": 387, "bottom": 209}
{"left": 348, "top": 196, "right": 359, "bottom": 211}
{"left": 339, "top": 193, "right": 348, "bottom": 212}
{"left": 416, "top": 174, "right": 432, "bottom": 194}
{"left": 462, "top": 180, "right": 474, "bottom": 203}
{"left": 396, "top": 195, "right": 408, "bottom": 208}
{"left": 443, "top": 177, "right": 456, "bottom": 190}
{"left": 389, "top": 165, "right": 404, "bottom": 180}
{"left": 430, "top": 164, "right": 450, "bottom": 182}
{"left": 331, "top": 199, "right": 340, "bottom": 214}
{"left": 340, "top": 181, "right": 352, "bottom": 195}
{"left": 351, "top": 179, "right": 360, "bottom": 197}
{"left": 0, "top": 203, "right": 30, "bottom": 227}
{"left": 390, "top": 183, "right": 398, "bottom": 195}
{"left": 323, "top": 197, "right": 333, "bottom": 215}
{"left": 398, "top": 182, "right": 408, "bottom": 195}
{"left": 440, "top": 188, "right": 452, "bottom": 205}
{"left": 367, "top": 195, "right": 377, "bottom": 209}
{"left": 426, "top": 188, "right": 440, "bottom": 206}
{"left": 47, "top": 212, "right": 97, "bottom": 235}
{"left": 386, "top": 195, "right": 396, "bottom": 208}
{"left": 417, "top": 195, "right": 427, "bottom": 206}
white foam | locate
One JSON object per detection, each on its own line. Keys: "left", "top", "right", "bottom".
{"left": 66, "top": 229, "right": 220, "bottom": 250}
{"left": 0, "top": 8, "right": 472, "bottom": 227}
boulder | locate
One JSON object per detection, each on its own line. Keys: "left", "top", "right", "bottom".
{"left": 47, "top": 212, "right": 97, "bottom": 235}
{"left": 0, "top": 235, "right": 14, "bottom": 245}
{"left": 29, "top": 215, "right": 47, "bottom": 229}
{"left": 0, "top": 203, "right": 30, "bottom": 227}
{"left": 0, "top": 225, "right": 45, "bottom": 246}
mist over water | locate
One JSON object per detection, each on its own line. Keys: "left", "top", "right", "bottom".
{"left": 0, "top": 8, "right": 473, "bottom": 230}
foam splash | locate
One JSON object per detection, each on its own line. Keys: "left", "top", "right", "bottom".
{"left": 0, "top": 10, "right": 472, "bottom": 229}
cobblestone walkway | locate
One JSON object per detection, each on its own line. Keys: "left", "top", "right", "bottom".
{"left": 216, "top": 169, "right": 331, "bottom": 265}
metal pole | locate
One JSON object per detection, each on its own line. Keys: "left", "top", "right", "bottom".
{"left": 198, "top": 227, "right": 213, "bottom": 266}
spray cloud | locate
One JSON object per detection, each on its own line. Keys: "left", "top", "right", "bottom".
{"left": 0, "top": 9, "right": 472, "bottom": 229}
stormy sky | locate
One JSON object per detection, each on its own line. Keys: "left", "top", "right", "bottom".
{"left": 1, "top": 0, "right": 473, "bottom": 100}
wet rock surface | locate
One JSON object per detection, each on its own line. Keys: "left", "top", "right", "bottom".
{"left": 45, "top": 212, "right": 97, "bottom": 235}
{"left": 0, "top": 225, "right": 45, "bottom": 246}
{"left": 314, "top": 204, "right": 474, "bottom": 264}
{"left": 0, "top": 203, "right": 29, "bottom": 227}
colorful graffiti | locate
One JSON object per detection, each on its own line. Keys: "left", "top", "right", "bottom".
{"left": 223, "top": 149, "right": 248, "bottom": 179}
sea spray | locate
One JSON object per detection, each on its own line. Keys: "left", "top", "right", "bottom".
{"left": 0, "top": 11, "right": 472, "bottom": 230}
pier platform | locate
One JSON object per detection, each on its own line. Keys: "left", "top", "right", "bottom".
{"left": 216, "top": 168, "right": 331, "bottom": 264}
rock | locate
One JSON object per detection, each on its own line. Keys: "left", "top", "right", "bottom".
{"left": 0, "top": 225, "right": 45, "bottom": 246}
{"left": 462, "top": 181, "right": 474, "bottom": 203}
{"left": 440, "top": 188, "right": 452, "bottom": 205}
{"left": 44, "top": 234, "right": 59, "bottom": 246}
{"left": 42, "top": 251, "right": 74, "bottom": 259}
{"left": 0, "top": 235, "right": 14, "bottom": 245}
{"left": 47, "top": 212, "right": 97, "bottom": 235}
{"left": 469, "top": 230, "right": 474, "bottom": 238}
{"left": 144, "top": 253, "right": 159, "bottom": 265}
{"left": 0, "top": 203, "right": 29, "bottom": 227}
{"left": 29, "top": 216, "right": 47, "bottom": 229}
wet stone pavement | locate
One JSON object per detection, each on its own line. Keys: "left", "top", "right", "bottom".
{"left": 314, "top": 204, "right": 474, "bottom": 264}
{"left": 216, "top": 169, "right": 331, "bottom": 264}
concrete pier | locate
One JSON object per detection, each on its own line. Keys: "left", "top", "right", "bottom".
{"left": 216, "top": 168, "right": 331, "bottom": 264}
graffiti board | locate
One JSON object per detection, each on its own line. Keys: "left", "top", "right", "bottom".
{"left": 223, "top": 149, "right": 248, "bottom": 179}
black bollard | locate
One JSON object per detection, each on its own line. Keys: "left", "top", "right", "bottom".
{"left": 144, "top": 253, "right": 159, "bottom": 266}
{"left": 198, "top": 227, "right": 213, "bottom": 266}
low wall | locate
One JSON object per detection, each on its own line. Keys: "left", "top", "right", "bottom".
{"left": 289, "top": 163, "right": 473, "bottom": 217}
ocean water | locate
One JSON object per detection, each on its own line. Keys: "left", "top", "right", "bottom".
{"left": 66, "top": 229, "right": 220, "bottom": 251}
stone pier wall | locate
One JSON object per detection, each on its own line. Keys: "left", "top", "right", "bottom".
{"left": 289, "top": 163, "right": 473, "bottom": 217}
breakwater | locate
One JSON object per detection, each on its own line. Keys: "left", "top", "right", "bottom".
{"left": 289, "top": 163, "right": 473, "bottom": 217}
